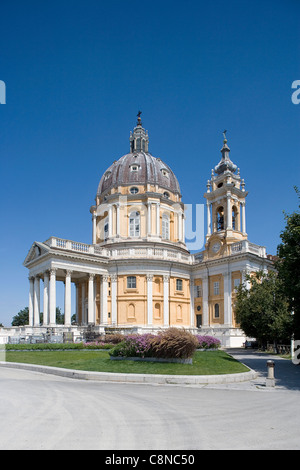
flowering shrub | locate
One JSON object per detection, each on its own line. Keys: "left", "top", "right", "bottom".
{"left": 109, "top": 334, "right": 156, "bottom": 358}
{"left": 109, "top": 329, "right": 198, "bottom": 359}
{"left": 196, "top": 335, "right": 221, "bottom": 349}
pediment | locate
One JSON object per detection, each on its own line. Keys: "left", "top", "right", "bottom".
{"left": 23, "top": 242, "right": 50, "bottom": 266}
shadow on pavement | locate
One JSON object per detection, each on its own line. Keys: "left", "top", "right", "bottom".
{"left": 226, "top": 348, "right": 300, "bottom": 391}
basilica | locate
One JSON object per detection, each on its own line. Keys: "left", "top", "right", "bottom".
{"left": 22, "top": 115, "right": 272, "bottom": 346}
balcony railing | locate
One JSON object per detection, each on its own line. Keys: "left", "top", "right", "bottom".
{"left": 193, "top": 240, "right": 266, "bottom": 264}
{"left": 44, "top": 237, "right": 266, "bottom": 264}
{"left": 44, "top": 237, "right": 193, "bottom": 263}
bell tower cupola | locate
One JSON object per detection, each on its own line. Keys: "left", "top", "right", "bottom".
{"left": 204, "top": 131, "right": 248, "bottom": 256}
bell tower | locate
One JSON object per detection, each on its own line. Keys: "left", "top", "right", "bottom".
{"left": 204, "top": 131, "right": 248, "bottom": 257}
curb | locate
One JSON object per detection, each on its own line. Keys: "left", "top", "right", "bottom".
{"left": 0, "top": 361, "right": 258, "bottom": 385}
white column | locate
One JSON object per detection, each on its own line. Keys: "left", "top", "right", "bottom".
{"left": 177, "top": 211, "right": 182, "bottom": 241}
{"left": 92, "top": 213, "right": 97, "bottom": 244}
{"left": 100, "top": 275, "right": 108, "bottom": 325}
{"left": 111, "top": 274, "right": 117, "bottom": 326}
{"left": 182, "top": 214, "right": 185, "bottom": 243}
{"left": 202, "top": 276, "right": 209, "bottom": 327}
{"left": 207, "top": 202, "right": 211, "bottom": 237}
{"left": 108, "top": 205, "right": 113, "bottom": 238}
{"left": 190, "top": 278, "right": 195, "bottom": 327}
{"left": 75, "top": 282, "right": 79, "bottom": 324}
{"left": 64, "top": 270, "right": 72, "bottom": 326}
{"left": 147, "top": 202, "right": 152, "bottom": 235}
{"left": 43, "top": 272, "right": 49, "bottom": 326}
{"left": 163, "top": 275, "right": 169, "bottom": 327}
{"left": 147, "top": 274, "right": 153, "bottom": 326}
{"left": 116, "top": 204, "right": 120, "bottom": 237}
{"left": 49, "top": 269, "right": 57, "bottom": 326}
{"left": 227, "top": 193, "right": 231, "bottom": 229}
{"left": 242, "top": 202, "right": 246, "bottom": 234}
{"left": 81, "top": 282, "right": 86, "bottom": 325}
{"left": 156, "top": 203, "right": 160, "bottom": 236}
{"left": 88, "top": 274, "right": 95, "bottom": 324}
{"left": 28, "top": 277, "right": 34, "bottom": 326}
{"left": 33, "top": 276, "right": 40, "bottom": 326}
{"left": 223, "top": 272, "right": 232, "bottom": 326}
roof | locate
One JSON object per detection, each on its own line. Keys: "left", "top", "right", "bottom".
{"left": 97, "top": 151, "right": 181, "bottom": 196}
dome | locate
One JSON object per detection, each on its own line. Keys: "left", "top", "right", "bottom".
{"left": 97, "top": 115, "right": 181, "bottom": 196}
{"left": 97, "top": 151, "right": 181, "bottom": 196}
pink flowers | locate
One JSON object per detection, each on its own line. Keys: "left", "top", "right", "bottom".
{"left": 196, "top": 335, "right": 221, "bottom": 349}
{"left": 109, "top": 329, "right": 199, "bottom": 359}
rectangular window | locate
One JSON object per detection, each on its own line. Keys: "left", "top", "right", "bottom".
{"left": 194, "top": 285, "right": 202, "bottom": 297}
{"left": 127, "top": 276, "right": 137, "bottom": 289}
{"left": 234, "top": 278, "right": 240, "bottom": 288}
{"left": 176, "top": 279, "right": 183, "bottom": 291}
{"left": 214, "top": 281, "right": 220, "bottom": 295}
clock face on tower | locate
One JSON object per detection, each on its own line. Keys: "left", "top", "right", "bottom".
{"left": 212, "top": 242, "right": 221, "bottom": 253}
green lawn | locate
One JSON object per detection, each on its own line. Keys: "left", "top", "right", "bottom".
{"left": 5, "top": 350, "right": 249, "bottom": 375}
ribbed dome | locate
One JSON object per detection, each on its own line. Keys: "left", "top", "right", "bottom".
{"left": 97, "top": 151, "right": 181, "bottom": 196}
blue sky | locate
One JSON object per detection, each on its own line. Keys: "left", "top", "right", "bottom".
{"left": 0, "top": 0, "right": 299, "bottom": 326}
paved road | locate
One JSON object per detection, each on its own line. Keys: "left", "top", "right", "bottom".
{"left": 225, "top": 348, "right": 300, "bottom": 391}
{"left": 1, "top": 350, "right": 300, "bottom": 450}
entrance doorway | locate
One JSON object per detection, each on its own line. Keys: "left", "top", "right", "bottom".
{"left": 196, "top": 314, "right": 202, "bottom": 328}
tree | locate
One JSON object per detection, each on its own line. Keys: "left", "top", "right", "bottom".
{"left": 276, "top": 187, "right": 300, "bottom": 340}
{"left": 12, "top": 307, "right": 29, "bottom": 326}
{"left": 55, "top": 307, "right": 64, "bottom": 325}
{"left": 234, "top": 271, "right": 293, "bottom": 348}
{"left": 11, "top": 307, "right": 63, "bottom": 326}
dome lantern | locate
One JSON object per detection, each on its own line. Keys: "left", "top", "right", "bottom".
{"left": 129, "top": 111, "right": 149, "bottom": 153}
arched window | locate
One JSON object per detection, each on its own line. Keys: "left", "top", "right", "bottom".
{"left": 216, "top": 207, "right": 224, "bottom": 231}
{"left": 232, "top": 206, "right": 237, "bottom": 230}
{"left": 162, "top": 213, "right": 170, "bottom": 240}
{"left": 214, "top": 303, "right": 220, "bottom": 318}
{"left": 104, "top": 217, "right": 109, "bottom": 241}
{"left": 129, "top": 211, "right": 140, "bottom": 237}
